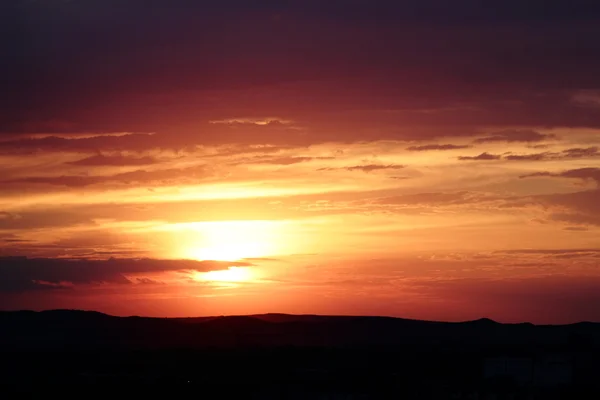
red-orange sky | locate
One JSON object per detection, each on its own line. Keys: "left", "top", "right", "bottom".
{"left": 1, "top": 0, "right": 600, "bottom": 324}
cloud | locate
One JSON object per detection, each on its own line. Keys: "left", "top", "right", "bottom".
{"left": 0, "top": 210, "right": 96, "bottom": 230}
{"left": 458, "top": 152, "right": 501, "bottom": 161}
{"left": 562, "top": 146, "right": 600, "bottom": 158}
{"left": 345, "top": 164, "right": 406, "bottom": 172}
{"left": 318, "top": 164, "right": 405, "bottom": 172}
{"left": 503, "top": 147, "right": 599, "bottom": 161}
{"left": 504, "top": 152, "right": 554, "bottom": 161}
{"left": 209, "top": 118, "right": 295, "bottom": 126}
{"left": 516, "top": 170, "right": 600, "bottom": 226}
{"left": 549, "top": 210, "right": 600, "bottom": 227}
{"left": 67, "top": 154, "right": 159, "bottom": 166}
{"left": 473, "top": 129, "right": 556, "bottom": 144}
{"left": 3, "top": 238, "right": 32, "bottom": 243}
{"left": 135, "top": 277, "right": 165, "bottom": 285}
{"left": 2, "top": 0, "right": 600, "bottom": 322}
{"left": 3, "top": 1, "right": 600, "bottom": 143}
{"left": 495, "top": 248, "right": 600, "bottom": 256}
{"left": 406, "top": 144, "right": 471, "bottom": 151}
{"left": 371, "top": 191, "right": 498, "bottom": 207}
{"left": 243, "top": 156, "right": 334, "bottom": 165}
{"left": 201, "top": 144, "right": 295, "bottom": 158}
{"left": 554, "top": 168, "right": 600, "bottom": 184}
{"left": 0, "top": 211, "right": 19, "bottom": 220}
{"left": 542, "top": 190, "right": 600, "bottom": 227}
{"left": 520, "top": 168, "right": 600, "bottom": 185}
{"left": 2, "top": 165, "right": 211, "bottom": 188}
{"left": 571, "top": 90, "right": 600, "bottom": 108}
{"left": 0, "top": 133, "right": 172, "bottom": 154}
{"left": 0, "top": 257, "right": 253, "bottom": 292}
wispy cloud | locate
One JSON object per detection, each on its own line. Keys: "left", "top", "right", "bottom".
{"left": 318, "top": 164, "right": 405, "bottom": 172}
{"left": 243, "top": 156, "right": 334, "bottom": 165}
{"left": 520, "top": 167, "right": 600, "bottom": 185}
{"left": 0, "top": 257, "right": 253, "bottom": 292}
{"left": 209, "top": 118, "right": 295, "bottom": 126}
{"left": 67, "top": 154, "right": 160, "bottom": 167}
{"left": 458, "top": 152, "right": 502, "bottom": 161}
{"left": 473, "top": 130, "right": 556, "bottom": 144}
{"left": 406, "top": 144, "right": 471, "bottom": 151}
{"left": 1, "top": 165, "right": 211, "bottom": 188}
{"left": 571, "top": 90, "right": 600, "bottom": 108}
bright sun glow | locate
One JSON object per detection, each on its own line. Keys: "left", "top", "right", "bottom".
{"left": 161, "top": 220, "right": 286, "bottom": 261}
{"left": 188, "top": 242, "right": 265, "bottom": 262}
{"left": 197, "top": 267, "right": 254, "bottom": 283}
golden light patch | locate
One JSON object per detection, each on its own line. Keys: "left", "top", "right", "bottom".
{"left": 164, "top": 220, "right": 284, "bottom": 261}
{"left": 197, "top": 267, "right": 253, "bottom": 283}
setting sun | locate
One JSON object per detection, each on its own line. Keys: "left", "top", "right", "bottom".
{"left": 159, "top": 220, "right": 287, "bottom": 261}
{"left": 196, "top": 267, "right": 254, "bottom": 283}
{"left": 187, "top": 242, "right": 265, "bottom": 262}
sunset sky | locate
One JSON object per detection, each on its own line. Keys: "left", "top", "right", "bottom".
{"left": 1, "top": 0, "right": 600, "bottom": 324}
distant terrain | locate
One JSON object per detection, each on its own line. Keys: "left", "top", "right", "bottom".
{"left": 1, "top": 309, "right": 599, "bottom": 351}
{"left": 1, "top": 310, "right": 599, "bottom": 397}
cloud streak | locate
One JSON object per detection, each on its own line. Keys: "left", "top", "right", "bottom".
{"left": 67, "top": 154, "right": 159, "bottom": 166}
{"left": 406, "top": 144, "right": 471, "bottom": 151}
{"left": 2, "top": 165, "right": 211, "bottom": 188}
{"left": 0, "top": 257, "right": 253, "bottom": 292}
{"left": 520, "top": 168, "right": 600, "bottom": 185}
{"left": 318, "top": 164, "right": 405, "bottom": 173}
{"left": 473, "top": 130, "right": 556, "bottom": 144}
{"left": 458, "top": 152, "right": 502, "bottom": 161}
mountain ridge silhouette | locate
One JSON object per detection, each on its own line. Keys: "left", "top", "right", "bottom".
{"left": 1, "top": 309, "right": 599, "bottom": 352}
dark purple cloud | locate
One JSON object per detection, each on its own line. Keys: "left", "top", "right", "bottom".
{"left": 2, "top": 1, "right": 600, "bottom": 144}
{"left": 0, "top": 256, "right": 252, "bottom": 292}
{"left": 0, "top": 134, "right": 167, "bottom": 154}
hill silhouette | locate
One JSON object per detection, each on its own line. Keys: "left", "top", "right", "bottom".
{"left": 2, "top": 310, "right": 600, "bottom": 398}
{"left": 1, "top": 309, "right": 599, "bottom": 351}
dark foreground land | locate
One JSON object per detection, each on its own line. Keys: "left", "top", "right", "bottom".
{"left": 1, "top": 310, "right": 600, "bottom": 398}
